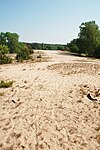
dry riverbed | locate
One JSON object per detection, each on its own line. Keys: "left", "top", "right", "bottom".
{"left": 0, "top": 50, "right": 100, "bottom": 150}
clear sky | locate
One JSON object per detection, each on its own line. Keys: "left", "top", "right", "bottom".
{"left": 0, "top": 0, "right": 100, "bottom": 44}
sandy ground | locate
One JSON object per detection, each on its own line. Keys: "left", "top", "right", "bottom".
{"left": 0, "top": 50, "right": 100, "bottom": 150}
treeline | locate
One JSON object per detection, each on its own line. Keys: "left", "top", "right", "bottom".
{"left": 0, "top": 32, "right": 33, "bottom": 64}
{"left": 67, "top": 21, "right": 100, "bottom": 58}
{"left": 25, "top": 42, "right": 66, "bottom": 50}
{"left": 0, "top": 32, "right": 66, "bottom": 64}
{"left": 1, "top": 21, "right": 100, "bottom": 65}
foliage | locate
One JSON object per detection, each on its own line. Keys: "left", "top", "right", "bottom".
{"left": 6, "top": 32, "right": 19, "bottom": 53}
{"left": 0, "top": 80, "right": 13, "bottom": 88}
{"left": 27, "top": 42, "right": 65, "bottom": 50}
{"left": 67, "top": 39, "right": 80, "bottom": 53}
{"left": 0, "top": 45, "right": 9, "bottom": 54}
{"left": 0, "top": 32, "right": 7, "bottom": 45}
{"left": 93, "top": 45, "right": 100, "bottom": 58}
{"left": 0, "top": 32, "right": 19, "bottom": 53}
{"left": 78, "top": 21, "right": 100, "bottom": 56}
{"left": 67, "top": 21, "right": 100, "bottom": 58}
{"left": 16, "top": 43, "right": 33, "bottom": 62}
{"left": 0, "top": 54, "right": 12, "bottom": 64}
{"left": 69, "top": 44, "right": 79, "bottom": 53}
{"left": 0, "top": 44, "right": 12, "bottom": 64}
{"left": 0, "top": 32, "right": 34, "bottom": 63}
{"left": 57, "top": 46, "right": 64, "bottom": 50}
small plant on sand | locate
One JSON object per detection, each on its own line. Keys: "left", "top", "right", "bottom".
{"left": 77, "top": 99, "right": 82, "bottom": 103}
{"left": 95, "top": 126, "right": 100, "bottom": 132}
{"left": 0, "top": 80, "right": 13, "bottom": 88}
{"left": 0, "top": 92, "right": 4, "bottom": 96}
{"left": 79, "top": 85, "right": 89, "bottom": 98}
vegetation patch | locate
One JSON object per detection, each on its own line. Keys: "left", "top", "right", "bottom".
{"left": 0, "top": 32, "right": 34, "bottom": 64}
{"left": 0, "top": 92, "right": 4, "bottom": 96}
{"left": 95, "top": 126, "right": 100, "bottom": 132}
{"left": 0, "top": 80, "right": 13, "bottom": 88}
{"left": 67, "top": 21, "right": 100, "bottom": 58}
{"left": 0, "top": 54, "right": 12, "bottom": 64}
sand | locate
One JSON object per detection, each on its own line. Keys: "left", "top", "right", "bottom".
{"left": 0, "top": 50, "right": 100, "bottom": 150}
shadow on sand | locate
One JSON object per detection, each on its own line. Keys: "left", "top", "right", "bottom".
{"left": 58, "top": 50, "right": 86, "bottom": 58}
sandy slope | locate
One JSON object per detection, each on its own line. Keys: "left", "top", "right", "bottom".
{"left": 0, "top": 50, "right": 100, "bottom": 150}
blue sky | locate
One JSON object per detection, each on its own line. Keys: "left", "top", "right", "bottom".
{"left": 0, "top": 0, "right": 100, "bottom": 44}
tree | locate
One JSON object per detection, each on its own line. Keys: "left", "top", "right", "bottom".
{"left": 0, "top": 32, "right": 7, "bottom": 46}
{"left": 67, "top": 39, "right": 80, "bottom": 54}
{"left": 78, "top": 21, "right": 100, "bottom": 56}
{"left": 69, "top": 44, "right": 79, "bottom": 53}
{"left": 0, "top": 32, "right": 19, "bottom": 53}
{"left": 6, "top": 32, "right": 19, "bottom": 53}
{"left": 93, "top": 45, "right": 100, "bottom": 58}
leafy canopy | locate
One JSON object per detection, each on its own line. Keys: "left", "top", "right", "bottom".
{"left": 0, "top": 32, "right": 19, "bottom": 53}
{"left": 78, "top": 21, "right": 100, "bottom": 56}
{"left": 67, "top": 21, "right": 100, "bottom": 58}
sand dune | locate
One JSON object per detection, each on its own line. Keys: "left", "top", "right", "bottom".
{"left": 0, "top": 50, "right": 100, "bottom": 150}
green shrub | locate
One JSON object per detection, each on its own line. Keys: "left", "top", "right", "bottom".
{"left": 0, "top": 45, "right": 9, "bottom": 54}
{"left": 0, "top": 80, "right": 13, "bottom": 88}
{"left": 0, "top": 45, "right": 12, "bottom": 64}
{"left": 16, "top": 44, "right": 33, "bottom": 62}
{"left": 93, "top": 45, "right": 100, "bottom": 58}
{"left": 69, "top": 44, "right": 79, "bottom": 53}
{"left": 0, "top": 54, "right": 12, "bottom": 64}
{"left": 16, "top": 50, "right": 31, "bottom": 62}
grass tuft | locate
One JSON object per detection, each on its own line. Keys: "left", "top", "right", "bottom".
{"left": 0, "top": 92, "right": 4, "bottom": 96}
{"left": 0, "top": 80, "right": 13, "bottom": 88}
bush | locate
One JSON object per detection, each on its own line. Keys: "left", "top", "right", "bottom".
{"left": 0, "top": 45, "right": 12, "bottom": 64}
{"left": 0, "top": 80, "right": 13, "bottom": 88}
{"left": 93, "top": 45, "right": 100, "bottom": 58}
{"left": 0, "top": 54, "right": 12, "bottom": 64}
{"left": 16, "top": 44, "right": 33, "bottom": 62}
{"left": 69, "top": 44, "right": 79, "bottom": 53}
{"left": 16, "top": 49, "right": 31, "bottom": 62}
{"left": 0, "top": 45, "right": 9, "bottom": 54}
{"left": 57, "top": 46, "right": 63, "bottom": 50}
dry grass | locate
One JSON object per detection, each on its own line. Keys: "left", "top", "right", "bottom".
{"left": 0, "top": 92, "right": 4, "bottom": 96}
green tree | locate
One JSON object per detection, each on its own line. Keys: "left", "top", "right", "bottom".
{"left": 0, "top": 32, "right": 7, "bottom": 45}
{"left": 6, "top": 32, "right": 19, "bottom": 53}
{"left": 69, "top": 44, "right": 79, "bottom": 53}
{"left": 78, "top": 21, "right": 100, "bottom": 56}
{"left": 67, "top": 39, "right": 81, "bottom": 54}
{"left": 93, "top": 45, "right": 100, "bottom": 58}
